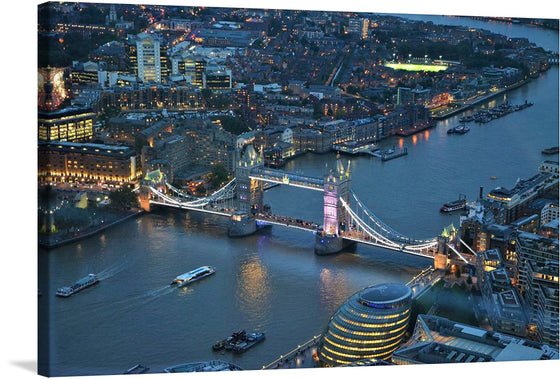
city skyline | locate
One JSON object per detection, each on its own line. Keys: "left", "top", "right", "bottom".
{"left": 2, "top": 1, "right": 560, "bottom": 379}
{"left": 36, "top": 0, "right": 559, "bottom": 375}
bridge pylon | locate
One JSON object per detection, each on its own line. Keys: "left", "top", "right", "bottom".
{"left": 229, "top": 145, "right": 264, "bottom": 237}
{"left": 315, "top": 155, "right": 355, "bottom": 255}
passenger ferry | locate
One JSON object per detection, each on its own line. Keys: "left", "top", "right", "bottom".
{"left": 440, "top": 195, "right": 467, "bottom": 213}
{"left": 56, "top": 274, "right": 98, "bottom": 297}
{"left": 171, "top": 266, "right": 216, "bottom": 287}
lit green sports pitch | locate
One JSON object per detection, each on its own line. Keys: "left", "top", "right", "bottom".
{"left": 384, "top": 63, "right": 448, "bottom": 72}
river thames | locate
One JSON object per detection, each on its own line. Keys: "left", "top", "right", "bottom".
{"left": 38, "top": 18, "right": 558, "bottom": 376}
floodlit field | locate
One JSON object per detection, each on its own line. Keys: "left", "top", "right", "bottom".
{"left": 385, "top": 63, "right": 448, "bottom": 72}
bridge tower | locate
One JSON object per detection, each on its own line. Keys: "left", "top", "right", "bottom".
{"left": 434, "top": 225, "right": 456, "bottom": 269}
{"left": 315, "top": 155, "right": 353, "bottom": 255}
{"left": 138, "top": 186, "right": 152, "bottom": 212}
{"left": 229, "top": 145, "right": 264, "bottom": 237}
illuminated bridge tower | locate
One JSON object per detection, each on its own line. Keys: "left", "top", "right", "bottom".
{"left": 315, "top": 156, "right": 353, "bottom": 255}
{"left": 229, "top": 145, "right": 264, "bottom": 237}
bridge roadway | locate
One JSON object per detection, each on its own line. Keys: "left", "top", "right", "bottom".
{"left": 249, "top": 167, "right": 324, "bottom": 191}
{"left": 150, "top": 195, "right": 322, "bottom": 233}
{"left": 256, "top": 213, "right": 320, "bottom": 232}
{"left": 151, "top": 194, "right": 435, "bottom": 257}
{"left": 340, "top": 230, "right": 435, "bottom": 258}
{"left": 149, "top": 199, "right": 235, "bottom": 217}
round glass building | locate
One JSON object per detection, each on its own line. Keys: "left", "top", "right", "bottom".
{"left": 317, "top": 283, "right": 412, "bottom": 366}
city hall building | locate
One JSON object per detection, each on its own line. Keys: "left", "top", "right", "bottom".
{"left": 317, "top": 283, "right": 413, "bottom": 366}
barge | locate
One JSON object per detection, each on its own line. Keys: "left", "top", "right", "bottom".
{"left": 212, "top": 330, "right": 266, "bottom": 354}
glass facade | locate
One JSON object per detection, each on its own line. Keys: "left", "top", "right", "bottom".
{"left": 318, "top": 283, "right": 412, "bottom": 366}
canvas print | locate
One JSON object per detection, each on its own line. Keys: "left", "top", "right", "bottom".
{"left": 37, "top": 1, "right": 559, "bottom": 377}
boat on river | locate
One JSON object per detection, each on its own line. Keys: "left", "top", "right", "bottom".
{"left": 171, "top": 266, "right": 215, "bottom": 287}
{"left": 212, "top": 330, "right": 266, "bottom": 354}
{"left": 164, "top": 361, "right": 242, "bottom": 373}
{"left": 440, "top": 195, "right": 467, "bottom": 213}
{"left": 56, "top": 274, "right": 98, "bottom": 297}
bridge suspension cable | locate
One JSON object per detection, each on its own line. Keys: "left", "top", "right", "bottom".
{"left": 446, "top": 243, "right": 470, "bottom": 264}
{"left": 149, "top": 178, "right": 237, "bottom": 208}
{"left": 340, "top": 197, "right": 405, "bottom": 249}
{"left": 349, "top": 190, "right": 436, "bottom": 245}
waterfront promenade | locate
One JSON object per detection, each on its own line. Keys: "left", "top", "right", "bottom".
{"left": 431, "top": 79, "right": 530, "bottom": 120}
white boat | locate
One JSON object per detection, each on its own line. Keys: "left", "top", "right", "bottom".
{"left": 171, "top": 266, "right": 216, "bottom": 287}
{"left": 56, "top": 274, "right": 98, "bottom": 297}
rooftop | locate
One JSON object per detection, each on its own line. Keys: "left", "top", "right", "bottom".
{"left": 393, "top": 315, "right": 559, "bottom": 364}
{"left": 39, "top": 141, "right": 134, "bottom": 157}
{"left": 488, "top": 172, "right": 553, "bottom": 200}
{"left": 358, "top": 283, "right": 412, "bottom": 305}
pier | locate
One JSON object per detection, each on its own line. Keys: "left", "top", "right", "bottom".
{"left": 261, "top": 335, "right": 322, "bottom": 370}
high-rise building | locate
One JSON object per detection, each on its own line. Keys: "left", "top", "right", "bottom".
{"left": 526, "top": 260, "right": 559, "bottom": 346}
{"left": 127, "top": 33, "right": 168, "bottom": 83}
{"left": 348, "top": 18, "right": 369, "bottom": 39}
{"left": 515, "top": 232, "right": 559, "bottom": 295}
{"left": 515, "top": 232, "right": 559, "bottom": 346}
{"left": 396, "top": 87, "right": 412, "bottom": 106}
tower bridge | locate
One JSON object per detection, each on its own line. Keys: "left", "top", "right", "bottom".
{"left": 142, "top": 145, "right": 464, "bottom": 265}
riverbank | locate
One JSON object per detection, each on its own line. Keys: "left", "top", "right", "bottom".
{"left": 431, "top": 79, "right": 531, "bottom": 120}
{"left": 39, "top": 210, "right": 144, "bottom": 250}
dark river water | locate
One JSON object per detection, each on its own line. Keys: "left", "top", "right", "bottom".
{"left": 38, "top": 17, "right": 558, "bottom": 377}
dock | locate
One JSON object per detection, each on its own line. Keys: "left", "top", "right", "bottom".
{"left": 374, "top": 147, "right": 408, "bottom": 161}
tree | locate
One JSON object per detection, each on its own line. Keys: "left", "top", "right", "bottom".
{"left": 134, "top": 134, "right": 148, "bottom": 153}
{"left": 214, "top": 116, "right": 249, "bottom": 135}
{"left": 38, "top": 185, "right": 57, "bottom": 210}
{"left": 109, "top": 187, "right": 138, "bottom": 211}
{"left": 210, "top": 164, "right": 229, "bottom": 188}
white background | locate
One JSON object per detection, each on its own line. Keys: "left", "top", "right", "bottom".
{"left": 1, "top": 1, "right": 558, "bottom": 378}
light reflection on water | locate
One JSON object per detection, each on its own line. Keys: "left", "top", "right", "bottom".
{"left": 319, "top": 268, "right": 352, "bottom": 315}
{"left": 235, "top": 254, "right": 272, "bottom": 328}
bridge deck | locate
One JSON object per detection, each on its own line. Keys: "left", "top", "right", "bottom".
{"left": 149, "top": 200, "right": 233, "bottom": 217}
{"left": 256, "top": 213, "right": 319, "bottom": 232}
{"left": 341, "top": 232, "right": 435, "bottom": 259}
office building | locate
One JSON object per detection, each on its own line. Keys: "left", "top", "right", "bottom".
{"left": 38, "top": 141, "right": 140, "bottom": 184}
{"left": 392, "top": 315, "right": 558, "bottom": 365}
{"left": 127, "top": 33, "right": 168, "bottom": 83}
{"left": 487, "top": 170, "right": 558, "bottom": 224}
{"left": 38, "top": 107, "right": 95, "bottom": 142}
{"left": 317, "top": 283, "right": 412, "bottom": 366}
{"left": 203, "top": 67, "right": 232, "bottom": 90}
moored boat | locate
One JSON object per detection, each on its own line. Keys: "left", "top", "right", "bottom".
{"left": 212, "top": 330, "right": 266, "bottom": 354}
{"left": 440, "top": 195, "right": 467, "bottom": 213}
{"left": 164, "top": 361, "right": 243, "bottom": 373}
{"left": 542, "top": 146, "right": 559, "bottom": 155}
